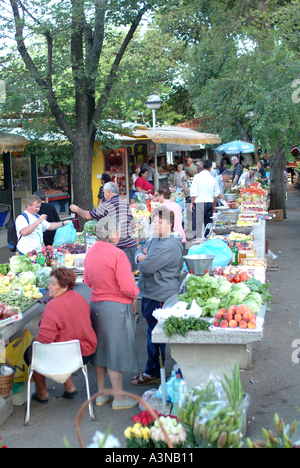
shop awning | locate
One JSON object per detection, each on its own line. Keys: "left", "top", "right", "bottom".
{"left": 131, "top": 125, "right": 222, "bottom": 145}
{"left": 0, "top": 133, "right": 30, "bottom": 153}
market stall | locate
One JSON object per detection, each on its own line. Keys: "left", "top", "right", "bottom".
{"left": 131, "top": 125, "right": 222, "bottom": 192}
{"left": 151, "top": 180, "right": 272, "bottom": 389}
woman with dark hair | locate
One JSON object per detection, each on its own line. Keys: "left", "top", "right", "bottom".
{"left": 24, "top": 267, "right": 97, "bottom": 404}
{"left": 157, "top": 185, "right": 186, "bottom": 243}
{"left": 130, "top": 164, "right": 141, "bottom": 204}
{"left": 135, "top": 168, "right": 154, "bottom": 195}
{"left": 132, "top": 206, "right": 183, "bottom": 386}
{"left": 97, "top": 173, "right": 112, "bottom": 206}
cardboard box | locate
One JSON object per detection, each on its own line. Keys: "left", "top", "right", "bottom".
{"left": 0, "top": 309, "right": 22, "bottom": 329}
{"left": 269, "top": 209, "right": 283, "bottom": 221}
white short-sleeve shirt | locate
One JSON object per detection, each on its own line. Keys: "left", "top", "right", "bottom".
{"left": 15, "top": 210, "right": 51, "bottom": 254}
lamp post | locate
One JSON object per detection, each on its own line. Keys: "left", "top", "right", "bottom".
{"left": 145, "top": 92, "right": 162, "bottom": 192}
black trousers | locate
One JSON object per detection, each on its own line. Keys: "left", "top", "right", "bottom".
{"left": 192, "top": 202, "right": 214, "bottom": 237}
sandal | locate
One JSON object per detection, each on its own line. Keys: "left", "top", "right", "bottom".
{"left": 132, "top": 372, "right": 160, "bottom": 386}
{"left": 32, "top": 392, "right": 48, "bottom": 405}
{"left": 62, "top": 390, "right": 78, "bottom": 399}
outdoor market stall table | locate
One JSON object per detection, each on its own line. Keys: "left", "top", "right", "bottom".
{"left": 0, "top": 283, "right": 92, "bottom": 343}
{"left": 152, "top": 305, "right": 266, "bottom": 390}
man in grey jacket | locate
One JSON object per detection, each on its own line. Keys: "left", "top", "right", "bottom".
{"left": 132, "top": 206, "right": 183, "bottom": 386}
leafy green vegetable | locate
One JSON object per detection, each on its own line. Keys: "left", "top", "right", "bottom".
{"left": 244, "top": 278, "right": 273, "bottom": 304}
{"left": 224, "top": 282, "right": 251, "bottom": 309}
{"left": 84, "top": 220, "right": 98, "bottom": 236}
{"left": 18, "top": 271, "right": 36, "bottom": 285}
{"left": 0, "top": 263, "right": 10, "bottom": 275}
{"left": 178, "top": 274, "right": 233, "bottom": 316}
{"left": 241, "top": 298, "right": 261, "bottom": 315}
{"left": 163, "top": 316, "right": 211, "bottom": 338}
{"left": 9, "top": 254, "right": 33, "bottom": 274}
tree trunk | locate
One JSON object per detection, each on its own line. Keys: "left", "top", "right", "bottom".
{"left": 72, "top": 132, "right": 95, "bottom": 229}
{"left": 269, "top": 145, "right": 286, "bottom": 219}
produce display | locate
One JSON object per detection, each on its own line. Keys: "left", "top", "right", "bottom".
{"left": 178, "top": 274, "right": 272, "bottom": 319}
{"left": 163, "top": 316, "right": 211, "bottom": 338}
{"left": 213, "top": 266, "right": 253, "bottom": 283}
{"left": 212, "top": 304, "right": 257, "bottom": 329}
{"left": 0, "top": 303, "right": 20, "bottom": 321}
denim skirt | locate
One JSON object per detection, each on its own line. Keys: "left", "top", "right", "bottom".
{"left": 90, "top": 301, "right": 139, "bottom": 373}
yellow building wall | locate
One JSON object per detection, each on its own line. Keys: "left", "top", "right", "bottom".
{"left": 91, "top": 142, "right": 104, "bottom": 208}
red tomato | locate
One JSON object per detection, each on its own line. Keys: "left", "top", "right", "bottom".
{"left": 233, "top": 275, "right": 241, "bottom": 283}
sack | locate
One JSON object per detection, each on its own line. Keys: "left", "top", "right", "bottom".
{"left": 53, "top": 222, "right": 77, "bottom": 246}
{"left": 184, "top": 238, "right": 232, "bottom": 272}
{"left": 0, "top": 329, "right": 34, "bottom": 383}
{"left": 7, "top": 212, "right": 33, "bottom": 252}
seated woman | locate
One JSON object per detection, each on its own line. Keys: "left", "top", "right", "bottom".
{"left": 84, "top": 215, "right": 140, "bottom": 410}
{"left": 157, "top": 185, "right": 186, "bottom": 243}
{"left": 135, "top": 168, "right": 154, "bottom": 195}
{"left": 24, "top": 268, "right": 97, "bottom": 404}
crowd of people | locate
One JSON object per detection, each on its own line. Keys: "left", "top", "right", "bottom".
{"left": 17, "top": 151, "right": 276, "bottom": 413}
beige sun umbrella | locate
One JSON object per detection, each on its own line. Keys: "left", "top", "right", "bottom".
{"left": 0, "top": 133, "right": 30, "bottom": 153}
{"left": 130, "top": 125, "right": 222, "bottom": 190}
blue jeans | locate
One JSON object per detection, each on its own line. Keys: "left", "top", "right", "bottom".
{"left": 141, "top": 298, "right": 166, "bottom": 378}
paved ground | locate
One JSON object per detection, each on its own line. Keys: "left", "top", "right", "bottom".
{"left": 1, "top": 186, "right": 300, "bottom": 448}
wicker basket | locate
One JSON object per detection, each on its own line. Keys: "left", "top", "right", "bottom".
{"left": 0, "top": 359, "right": 15, "bottom": 398}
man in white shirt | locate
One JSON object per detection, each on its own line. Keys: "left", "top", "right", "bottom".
{"left": 146, "top": 159, "right": 155, "bottom": 185}
{"left": 190, "top": 159, "right": 220, "bottom": 237}
{"left": 15, "top": 195, "right": 70, "bottom": 254}
{"left": 215, "top": 170, "right": 233, "bottom": 197}
{"left": 238, "top": 168, "right": 257, "bottom": 187}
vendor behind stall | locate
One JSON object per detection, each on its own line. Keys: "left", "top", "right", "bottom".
{"left": 135, "top": 168, "right": 154, "bottom": 195}
{"left": 15, "top": 195, "right": 70, "bottom": 254}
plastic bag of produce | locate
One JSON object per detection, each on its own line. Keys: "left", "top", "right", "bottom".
{"left": 35, "top": 268, "right": 51, "bottom": 289}
{"left": 184, "top": 238, "right": 232, "bottom": 272}
{"left": 53, "top": 222, "right": 77, "bottom": 246}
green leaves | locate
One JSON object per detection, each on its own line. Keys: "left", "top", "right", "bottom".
{"left": 163, "top": 316, "right": 211, "bottom": 338}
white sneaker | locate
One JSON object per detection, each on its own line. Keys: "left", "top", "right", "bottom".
{"left": 112, "top": 396, "right": 138, "bottom": 410}
{"left": 96, "top": 395, "right": 113, "bottom": 406}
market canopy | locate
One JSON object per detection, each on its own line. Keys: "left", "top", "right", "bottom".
{"left": 0, "top": 133, "right": 30, "bottom": 153}
{"left": 131, "top": 125, "right": 222, "bottom": 145}
{"left": 214, "top": 140, "right": 254, "bottom": 155}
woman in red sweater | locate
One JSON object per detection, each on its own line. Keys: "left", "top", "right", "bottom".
{"left": 135, "top": 168, "right": 154, "bottom": 195}
{"left": 24, "top": 268, "right": 97, "bottom": 404}
{"left": 84, "top": 215, "right": 140, "bottom": 410}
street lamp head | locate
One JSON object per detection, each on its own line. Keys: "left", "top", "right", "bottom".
{"left": 145, "top": 92, "right": 162, "bottom": 110}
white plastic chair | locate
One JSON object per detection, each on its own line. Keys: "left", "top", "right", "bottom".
{"left": 24, "top": 340, "right": 95, "bottom": 425}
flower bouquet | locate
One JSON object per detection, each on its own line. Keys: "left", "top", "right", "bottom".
{"left": 124, "top": 411, "right": 186, "bottom": 449}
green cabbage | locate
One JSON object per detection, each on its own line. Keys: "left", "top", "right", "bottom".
{"left": 201, "top": 297, "right": 221, "bottom": 317}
